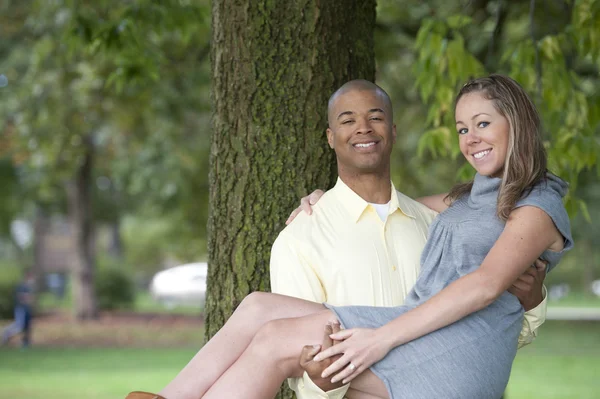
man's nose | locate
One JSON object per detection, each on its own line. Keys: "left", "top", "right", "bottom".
{"left": 355, "top": 117, "right": 373, "bottom": 134}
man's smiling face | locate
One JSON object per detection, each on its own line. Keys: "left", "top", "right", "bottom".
{"left": 327, "top": 88, "right": 396, "bottom": 176}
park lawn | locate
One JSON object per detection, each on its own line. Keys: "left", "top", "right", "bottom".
{"left": 0, "top": 321, "right": 598, "bottom": 399}
{"left": 0, "top": 347, "right": 195, "bottom": 399}
{"left": 547, "top": 292, "right": 600, "bottom": 308}
{"left": 38, "top": 291, "right": 204, "bottom": 316}
{"left": 506, "top": 320, "right": 600, "bottom": 399}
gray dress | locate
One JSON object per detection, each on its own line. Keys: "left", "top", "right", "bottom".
{"left": 326, "top": 173, "right": 573, "bottom": 399}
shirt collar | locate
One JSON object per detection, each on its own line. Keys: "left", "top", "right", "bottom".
{"left": 332, "top": 177, "right": 416, "bottom": 223}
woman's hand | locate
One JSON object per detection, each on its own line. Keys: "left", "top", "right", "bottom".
{"left": 285, "top": 189, "right": 326, "bottom": 225}
{"left": 313, "top": 327, "right": 392, "bottom": 384}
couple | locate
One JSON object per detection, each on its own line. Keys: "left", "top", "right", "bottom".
{"left": 128, "top": 75, "right": 572, "bottom": 399}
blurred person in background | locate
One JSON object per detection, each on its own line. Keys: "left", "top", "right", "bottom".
{"left": 2, "top": 270, "right": 35, "bottom": 348}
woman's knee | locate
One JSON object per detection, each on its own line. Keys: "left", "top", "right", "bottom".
{"left": 252, "top": 319, "right": 287, "bottom": 346}
{"left": 248, "top": 314, "right": 333, "bottom": 377}
{"left": 249, "top": 319, "right": 300, "bottom": 366}
{"left": 236, "top": 291, "right": 275, "bottom": 321}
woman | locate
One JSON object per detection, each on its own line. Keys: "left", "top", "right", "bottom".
{"left": 127, "top": 75, "right": 572, "bottom": 399}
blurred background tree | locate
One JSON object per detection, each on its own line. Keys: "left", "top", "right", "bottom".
{"left": 1, "top": 0, "right": 211, "bottom": 319}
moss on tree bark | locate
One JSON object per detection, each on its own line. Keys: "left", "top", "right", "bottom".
{"left": 207, "top": 1, "right": 376, "bottom": 396}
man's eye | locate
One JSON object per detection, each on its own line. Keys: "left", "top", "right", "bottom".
{"left": 478, "top": 121, "right": 489, "bottom": 128}
{"left": 342, "top": 120, "right": 354, "bottom": 125}
{"left": 370, "top": 117, "right": 382, "bottom": 121}
{"left": 458, "top": 128, "right": 468, "bottom": 135}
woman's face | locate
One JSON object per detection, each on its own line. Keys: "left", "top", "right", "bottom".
{"left": 455, "top": 92, "right": 510, "bottom": 177}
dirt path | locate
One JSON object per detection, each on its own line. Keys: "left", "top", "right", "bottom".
{"left": 1, "top": 311, "right": 205, "bottom": 348}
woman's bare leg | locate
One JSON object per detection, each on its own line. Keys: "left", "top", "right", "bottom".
{"left": 346, "top": 372, "right": 390, "bottom": 399}
{"left": 346, "top": 387, "right": 389, "bottom": 399}
{"left": 159, "top": 292, "right": 332, "bottom": 399}
{"left": 202, "top": 311, "right": 389, "bottom": 399}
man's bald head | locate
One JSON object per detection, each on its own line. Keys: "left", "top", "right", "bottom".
{"left": 327, "top": 80, "right": 393, "bottom": 127}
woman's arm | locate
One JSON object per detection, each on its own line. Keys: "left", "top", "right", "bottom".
{"left": 379, "top": 206, "right": 562, "bottom": 346}
{"left": 317, "top": 205, "right": 563, "bottom": 383}
{"left": 288, "top": 191, "right": 450, "bottom": 222}
{"left": 415, "top": 193, "right": 450, "bottom": 213}
{"left": 286, "top": 190, "right": 325, "bottom": 225}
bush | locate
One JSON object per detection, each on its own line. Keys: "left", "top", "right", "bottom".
{"left": 95, "top": 267, "right": 135, "bottom": 311}
{"left": 0, "top": 281, "right": 17, "bottom": 319}
{"left": 0, "top": 264, "right": 20, "bottom": 319}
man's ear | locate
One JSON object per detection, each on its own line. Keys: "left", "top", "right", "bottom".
{"left": 326, "top": 128, "right": 334, "bottom": 149}
{"left": 392, "top": 124, "right": 397, "bottom": 143}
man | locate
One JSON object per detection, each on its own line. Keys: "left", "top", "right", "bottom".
{"left": 270, "top": 80, "right": 547, "bottom": 399}
{"left": 2, "top": 270, "right": 35, "bottom": 348}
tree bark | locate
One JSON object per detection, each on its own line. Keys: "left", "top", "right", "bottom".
{"left": 207, "top": 1, "right": 376, "bottom": 397}
{"left": 108, "top": 219, "right": 123, "bottom": 260}
{"left": 66, "top": 134, "right": 98, "bottom": 320}
{"left": 582, "top": 241, "right": 594, "bottom": 295}
{"left": 31, "top": 206, "right": 46, "bottom": 305}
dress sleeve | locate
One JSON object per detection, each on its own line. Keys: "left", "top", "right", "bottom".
{"left": 514, "top": 173, "right": 574, "bottom": 272}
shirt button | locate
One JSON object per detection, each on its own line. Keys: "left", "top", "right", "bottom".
{"left": 392, "top": 265, "right": 397, "bottom": 271}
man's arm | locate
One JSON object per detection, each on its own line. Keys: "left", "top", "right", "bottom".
{"left": 270, "top": 232, "right": 350, "bottom": 399}
{"left": 518, "top": 286, "right": 547, "bottom": 348}
{"left": 508, "top": 260, "right": 548, "bottom": 348}
{"left": 415, "top": 193, "right": 449, "bottom": 213}
{"left": 298, "top": 322, "right": 348, "bottom": 396}
{"left": 270, "top": 232, "right": 325, "bottom": 302}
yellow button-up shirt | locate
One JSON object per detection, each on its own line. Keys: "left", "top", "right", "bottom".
{"left": 270, "top": 178, "right": 547, "bottom": 399}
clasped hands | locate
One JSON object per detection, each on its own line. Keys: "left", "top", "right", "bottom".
{"left": 299, "top": 321, "right": 390, "bottom": 389}
{"left": 297, "top": 261, "right": 545, "bottom": 392}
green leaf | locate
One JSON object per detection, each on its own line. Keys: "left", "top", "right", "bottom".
{"left": 446, "top": 15, "right": 472, "bottom": 30}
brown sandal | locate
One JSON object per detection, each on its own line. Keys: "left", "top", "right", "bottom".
{"left": 125, "top": 392, "right": 167, "bottom": 399}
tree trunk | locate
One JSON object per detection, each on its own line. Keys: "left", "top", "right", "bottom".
{"left": 207, "top": 1, "right": 376, "bottom": 396}
{"left": 67, "top": 134, "right": 98, "bottom": 320}
{"left": 31, "top": 206, "right": 46, "bottom": 305}
{"left": 108, "top": 219, "right": 123, "bottom": 260}
{"left": 582, "top": 241, "right": 594, "bottom": 295}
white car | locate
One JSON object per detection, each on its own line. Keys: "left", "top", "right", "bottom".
{"left": 150, "top": 262, "right": 208, "bottom": 307}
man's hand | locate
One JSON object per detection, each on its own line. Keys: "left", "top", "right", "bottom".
{"left": 299, "top": 321, "right": 344, "bottom": 392}
{"left": 315, "top": 327, "right": 391, "bottom": 385}
{"left": 508, "top": 258, "right": 547, "bottom": 311}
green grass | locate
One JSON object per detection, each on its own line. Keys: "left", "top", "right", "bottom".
{"left": 133, "top": 291, "right": 203, "bottom": 315}
{"left": 38, "top": 290, "right": 203, "bottom": 316}
{"left": 0, "top": 321, "right": 598, "bottom": 399}
{"left": 0, "top": 347, "right": 195, "bottom": 399}
{"left": 506, "top": 320, "right": 600, "bottom": 399}
{"left": 547, "top": 292, "right": 600, "bottom": 308}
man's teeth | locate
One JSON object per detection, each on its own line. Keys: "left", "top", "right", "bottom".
{"left": 355, "top": 142, "right": 376, "bottom": 148}
{"left": 473, "top": 150, "right": 490, "bottom": 159}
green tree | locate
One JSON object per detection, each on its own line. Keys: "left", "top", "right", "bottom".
{"left": 408, "top": 0, "right": 599, "bottom": 211}
{"left": 0, "top": 0, "right": 211, "bottom": 318}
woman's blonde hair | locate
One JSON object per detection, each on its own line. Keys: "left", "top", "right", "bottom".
{"left": 447, "top": 74, "right": 547, "bottom": 221}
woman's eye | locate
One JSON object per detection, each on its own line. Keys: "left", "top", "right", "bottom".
{"left": 478, "top": 121, "right": 489, "bottom": 128}
{"left": 458, "top": 128, "right": 468, "bottom": 135}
